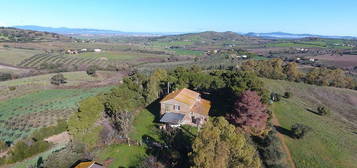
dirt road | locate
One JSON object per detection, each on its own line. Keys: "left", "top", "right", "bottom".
{"left": 272, "top": 113, "right": 296, "bottom": 168}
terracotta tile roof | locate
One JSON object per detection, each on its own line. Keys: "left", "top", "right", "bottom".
{"left": 160, "top": 88, "right": 200, "bottom": 106}
{"left": 161, "top": 88, "right": 211, "bottom": 116}
{"left": 74, "top": 161, "right": 103, "bottom": 168}
{"left": 191, "top": 98, "right": 211, "bottom": 116}
{"left": 74, "top": 161, "right": 95, "bottom": 168}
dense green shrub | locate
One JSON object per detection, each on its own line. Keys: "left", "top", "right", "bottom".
{"left": 270, "top": 92, "right": 281, "bottom": 102}
{"left": 291, "top": 123, "right": 312, "bottom": 139}
{"left": 68, "top": 97, "right": 104, "bottom": 148}
{"left": 317, "top": 106, "right": 330, "bottom": 116}
{"left": 50, "top": 73, "right": 66, "bottom": 85}
{"left": 86, "top": 65, "right": 97, "bottom": 76}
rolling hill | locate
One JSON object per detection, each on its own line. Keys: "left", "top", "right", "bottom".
{"left": 263, "top": 78, "right": 357, "bottom": 168}
{"left": 0, "top": 27, "right": 71, "bottom": 42}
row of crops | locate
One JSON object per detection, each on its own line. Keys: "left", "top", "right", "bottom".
{"left": 17, "top": 53, "right": 118, "bottom": 69}
{"left": 0, "top": 87, "right": 112, "bottom": 142}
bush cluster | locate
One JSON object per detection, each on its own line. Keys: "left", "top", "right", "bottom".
{"left": 317, "top": 106, "right": 330, "bottom": 116}
{"left": 291, "top": 123, "right": 312, "bottom": 139}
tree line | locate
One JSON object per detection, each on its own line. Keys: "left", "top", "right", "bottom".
{"left": 241, "top": 58, "right": 357, "bottom": 89}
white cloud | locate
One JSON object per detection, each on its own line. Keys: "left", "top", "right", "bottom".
{"left": 0, "top": 21, "right": 8, "bottom": 27}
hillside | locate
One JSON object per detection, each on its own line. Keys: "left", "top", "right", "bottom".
{"left": 148, "top": 31, "right": 267, "bottom": 48}
{"left": 0, "top": 27, "right": 71, "bottom": 42}
{"left": 263, "top": 78, "right": 357, "bottom": 168}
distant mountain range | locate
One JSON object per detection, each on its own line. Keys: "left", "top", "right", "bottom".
{"left": 13, "top": 25, "right": 357, "bottom": 39}
{"left": 245, "top": 32, "right": 357, "bottom": 39}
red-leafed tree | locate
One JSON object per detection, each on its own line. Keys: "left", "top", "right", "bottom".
{"left": 228, "top": 90, "right": 268, "bottom": 134}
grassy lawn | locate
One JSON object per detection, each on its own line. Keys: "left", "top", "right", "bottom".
{"left": 97, "top": 144, "right": 146, "bottom": 168}
{"left": 129, "top": 109, "right": 160, "bottom": 141}
{"left": 264, "top": 79, "right": 357, "bottom": 168}
{"left": 0, "top": 48, "right": 42, "bottom": 65}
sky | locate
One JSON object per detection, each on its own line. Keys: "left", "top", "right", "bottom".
{"left": 0, "top": 0, "right": 357, "bottom": 36}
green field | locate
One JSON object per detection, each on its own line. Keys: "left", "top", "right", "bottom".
{"left": 0, "top": 47, "right": 42, "bottom": 65}
{"left": 169, "top": 49, "right": 203, "bottom": 56}
{"left": 97, "top": 144, "right": 146, "bottom": 168}
{"left": 0, "top": 87, "right": 112, "bottom": 142}
{"left": 263, "top": 79, "right": 357, "bottom": 168}
{"left": 267, "top": 39, "right": 354, "bottom": 49}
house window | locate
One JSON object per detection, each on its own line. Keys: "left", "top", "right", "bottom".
{"left": 174, "top": 105, "right": 180, "bottom": 110}
{"left": 165, "top": 104, "right": 170, "bottom": 112}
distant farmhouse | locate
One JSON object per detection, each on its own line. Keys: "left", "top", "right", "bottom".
{"left": 94, "top": 48, "right": 102, "bottom": 52}
{"left": 159, "top": 88, "right": 211, "bottom": 127}
{"left": 65, "top": 48, "right": 102, "bottom": 54}
{"left": 66, "top": 49, "right": 79, "bottom": 54}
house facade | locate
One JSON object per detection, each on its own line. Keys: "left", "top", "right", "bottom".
{"left": 159, "top": 88, "right": 211, "bottom": 127}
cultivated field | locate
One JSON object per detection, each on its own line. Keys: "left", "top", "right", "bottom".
{"left": 263, "top": 79, "right": 357, "bottom": 168}
{"left": 315, "top": 54, "right": 357, "bottom": 68}
{"left": 0, "top": 47, "right": 42, "bottom": 66}
{"left": 0, "top": 87, "right": 112, "bottom": 142}
{"left": 0, "top": 71, "right": 121, "bottom": 101}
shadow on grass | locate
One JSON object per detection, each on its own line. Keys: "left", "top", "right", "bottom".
{"left": 146, "top": 99, "right": 161, "bottom": 123}
{"left": 306, "top": 108, "right": 320, "bottom": 115}
{"left": 274, "top": 125, "right": 295, "bottom": 138}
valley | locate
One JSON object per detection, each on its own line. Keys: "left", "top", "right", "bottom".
{"left": 0, "top": 27, "right": 356, "bottom": 168}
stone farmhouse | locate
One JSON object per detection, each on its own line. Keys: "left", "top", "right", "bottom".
{"left": 159, "top": 88, "right": 211, "bottom": 127}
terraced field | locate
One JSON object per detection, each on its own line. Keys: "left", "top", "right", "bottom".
{"left": 68, "top": 51, "right": 169, "bottom": 60}
{"left": 17, "top": 54, "right": 111, "bottom": 69}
